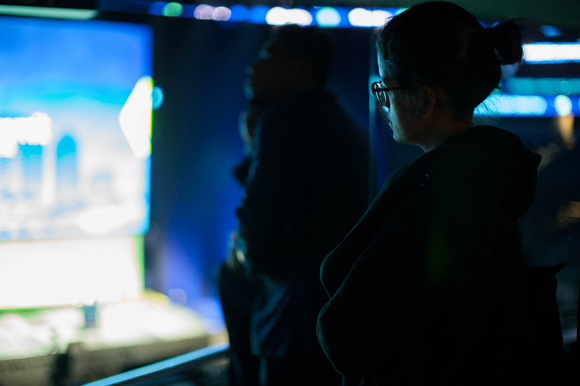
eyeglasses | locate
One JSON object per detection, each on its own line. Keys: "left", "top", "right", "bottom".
{"left": 371, "top": 81, "right": 403, "bottom": 106}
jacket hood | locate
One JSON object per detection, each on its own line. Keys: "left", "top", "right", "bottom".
{"left": 422, "top": 126, "right": 541, "bottom": 218}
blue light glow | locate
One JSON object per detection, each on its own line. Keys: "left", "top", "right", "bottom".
{"left": 148, "top": 1, "right": 166, "bottom": 16}
{"left": 540, "top": 25, "right": 562, "bottom": 37}
{"left": 151, "top": 86, "right": 163, "bottom": 110}
{"left": 316, "top": 7, "right": 341, "bottom": 27}
{"left": 555, "top": 95, "right": 573, "bottom": 116}
{"left": 229, "top": 4, "right": 248, "bottom": 22}
{"left": 140, "top": 3, "right": 406, "bottom": 28}
{"left": 248, "top": 5, "right": 269, "bottom": 24}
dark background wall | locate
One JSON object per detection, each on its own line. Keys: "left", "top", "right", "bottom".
{"left": 141, "top": 17, "right": 374, "bottom": 328}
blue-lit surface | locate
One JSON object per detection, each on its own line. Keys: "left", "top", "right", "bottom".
{"left": 0, "top": 16, "right": 153, "bottom": 240}
{"left": 83, "top": 342, "right": 229, "bottom": 386}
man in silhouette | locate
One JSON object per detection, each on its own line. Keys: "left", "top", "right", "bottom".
{"left": 219, "top": 25, "right": 368, "bottom": 386}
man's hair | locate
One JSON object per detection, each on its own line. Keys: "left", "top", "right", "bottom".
{"left": 272, "top": 25, "right": 333, "bottom": 88}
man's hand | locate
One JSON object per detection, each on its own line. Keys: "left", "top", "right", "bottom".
{"left": 226, "top": 231, "right": 247, "bottom": 276}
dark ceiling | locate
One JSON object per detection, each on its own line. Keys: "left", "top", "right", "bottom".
{"left": 146, "top": 0, "right": 580, "bottom": 30}
{"left": 5, "top": 0, "right": 580, "bottom": 31}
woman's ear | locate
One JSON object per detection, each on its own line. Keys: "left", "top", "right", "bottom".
{"left": 418, "top": 86, "right": 438, "bottom": 119}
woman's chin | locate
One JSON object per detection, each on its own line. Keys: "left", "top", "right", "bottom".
{"left": 391, "top": 130, "right": 403, "bottom": 143}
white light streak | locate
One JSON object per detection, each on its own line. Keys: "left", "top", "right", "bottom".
{"left": 212, "top": 6, "right": 231, "bottom": 21}
{"left": 118, "top": 77, "right": 153, "bottom": 160}
{"left": 555, "top": 95, "right": 573, "bottom": 116}
{"left": 266, "top": 7, "right": 313, "bottom": 26}
{"left": 194, "top": 4, "right": 214, "bottom": 20}
{"left": 523, "top": 43, "right": 580, "bottom": 63}
{"left": 0, "top": 5, "right": 98, "bottom": 20}
{"left": 315, "top": 7, "right": 341, "bottom": 27}
{"left": 348, "top": 8, "right": 392, "bottom": 27}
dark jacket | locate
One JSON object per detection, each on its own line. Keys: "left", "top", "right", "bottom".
{"left": 317, "top": 126, "right": 541, "bottom": 384}
{"left": 237, "top": 89, "right": 369, "bottom": 356}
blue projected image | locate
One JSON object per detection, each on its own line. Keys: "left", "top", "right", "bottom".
{"left": 0, "top": 16, "right": 153, "bottom": 240}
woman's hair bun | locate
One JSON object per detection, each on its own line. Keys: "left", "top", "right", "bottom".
{"left": 486, "top": 21, "right": 523, "bottom": 65}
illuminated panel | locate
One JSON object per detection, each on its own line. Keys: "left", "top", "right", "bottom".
{"left": 474, "top": 94, "right": 580, "bottom": 117}
{"left": 0, "top": 16, "right": 152, "bottom": 241}
{"left": 0, "top": 236, "right": 142, "bottom": 309}
{"left": 0, "top": 5, "right": 98, "bottom": 19}
{"left": 523, "top": 43, "right": 580, "bottom": 63}
{"left": 504, "top": 78, "right": 580, "bottom": 95}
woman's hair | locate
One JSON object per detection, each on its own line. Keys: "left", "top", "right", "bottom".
{"left": 375, "top": 1, "right": 523, "bottom": 118}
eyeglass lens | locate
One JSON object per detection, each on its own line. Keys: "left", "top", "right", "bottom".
{"left": 372, "top": 83, "right": 387, "bottom": 106}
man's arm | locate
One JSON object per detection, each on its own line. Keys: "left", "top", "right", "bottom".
{"left": 236, "top": 106, "right": 310, "bottom": 278}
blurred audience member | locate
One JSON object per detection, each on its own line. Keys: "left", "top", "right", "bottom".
{"left": 219, "top": 25, "right": 369, "bottom": 386}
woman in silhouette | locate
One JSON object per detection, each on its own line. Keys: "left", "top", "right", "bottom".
{"left": 317, "top": 2, "right": 541, "bottom": 384}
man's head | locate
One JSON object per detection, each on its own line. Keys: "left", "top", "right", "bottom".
{"left": 246, "top": 25, "right": 332, "bottom": 104}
